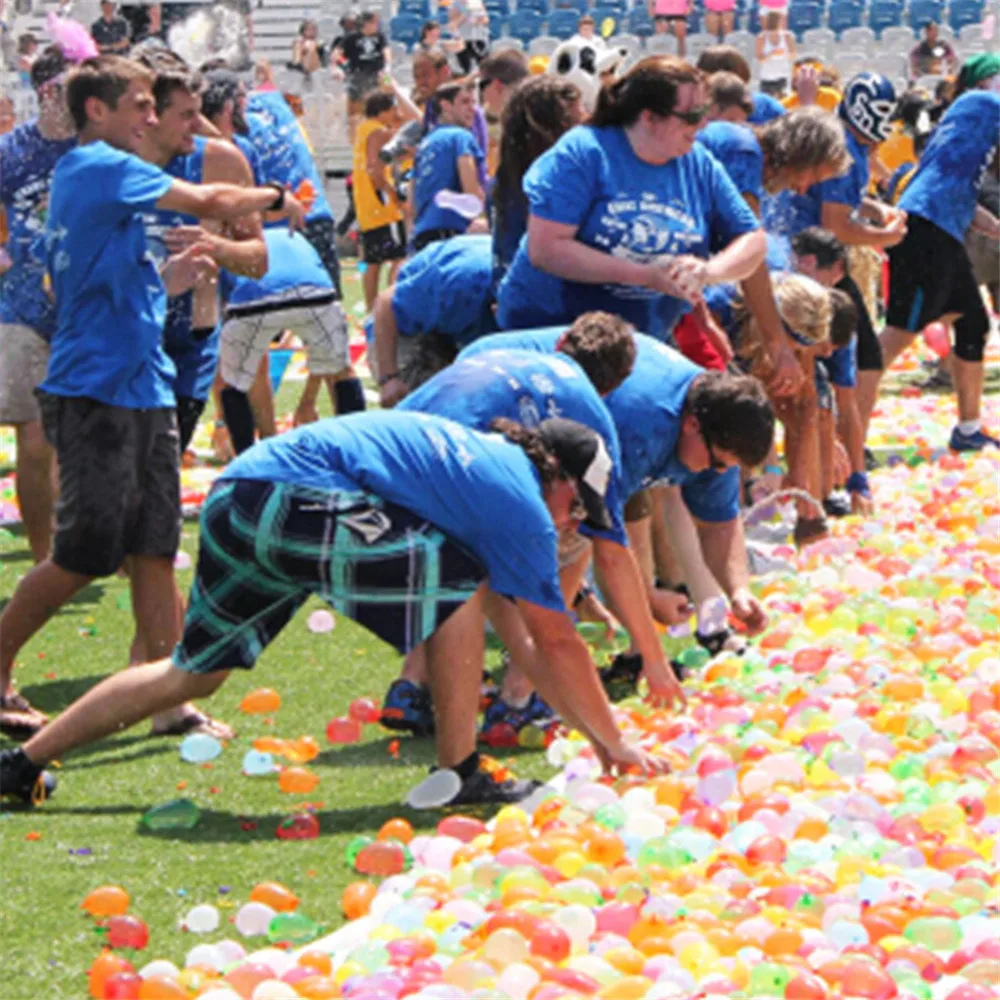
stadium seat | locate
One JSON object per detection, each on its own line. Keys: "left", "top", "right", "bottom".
{"left": 872, "top": 51, "right": 905, "bottom": 78}
{"left": 528, "top": 33, "right": 561, "bottom": 53}
{"left": 397, "top": 0, "right": 430, "bottom": 17}
{"left": 827, "top": 1, "right": 864, "bottom": 36}
{"left": 913, "top": 72, "right": 944, "bottom": 91}
{"left": 607, "top": 32, "right": 642, "bottom": 57}
{"left": 600, "top": 0, "right": 629, "bottom": 12}
{"left": 868, "top": 0, "right": 904, "bottom": 37}
{"left": 547, "top": 8, "right": 580, "bottom": 37}
{"left": 835, "top": 50, "right": 870, "bottom": 78}
{"left": 508, "top": 8, "right": 545, "bottom": 43}
{"left": 491, "top": 34, "right": 526, "bottom": 49}
{"left": 722, "top": 28, "right": 756, "bottom": 59}
{"left": 517, "top": 0, "right": 550, "bottom": 15}
{"left": 907, "top": 0, "right": 945, "bottom": 31}
{"left": 949, "top": 0, "right": 985, "bottom": 33}
{"left": 879, "top": 25, "right": 915, "bottom": 49}
{"left": 646, "top": 32, "right": 680, "bottom": 53}
{"left": 840, "top": 25, "right": 876, "bottom": 53}
{"left": 552, "top": 0, "right": 588, "bottom": 13}
{"left": 787, "top": 3, "right": 822, "bottom": 39}
{"left": 389, "top": 12, "right": 423, "bottom": 46}
{"left": 592, "top": 5, "right": 627, "bottom": 34}
{"left": 488, "top": 11, "right": 509, "bottom": 36}
{"left": 390, "top": 40, "right": 409, "bottom": 63}
{"left": 485, "top": 0, "right": 512, "bottom": 15}
{"left": 958, "top": 22, "right": 987, "bottom": 48}
{"left": 626, "top": 6, "right": 655, "bottom": 35}
{"left": 801, "top": 26, "right": 836, "bottom": 59}
{"left": 684, "top": 31, "right": 716, "bottom": 60}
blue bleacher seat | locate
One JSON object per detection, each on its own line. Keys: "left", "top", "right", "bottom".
{"left": 949, "top": 0, "right": 985, "bottom": 33}
{"left": 485, "top": 0, "right": 512, "bottom": 15}
{"left": 553, "top": 0, "right": 588, "bottom": 13}
{"left": 868, "top": 0, "right": 903, "bottom": 35}
{"left": 599, "top": 0, "right": 628, "bottom": 12}
{"left": 591, "top": 5, "right": 627, "bottom": 33}
{"left": 907, "top": 0, "right": 945, "bottom": 30}
{"left": 827, "top": 0, "right": 864, "bottom": 35}
{"left": 547, "top": 8, "right": 580, "bottom": 36}
{"left": 488, "top": 10, "right": 510, "bottom": 33}
{"left": 786, "top": 2, "right": 823, "bottom": 39}
{"left": 397, "top": 0, "right": 430, "bottom": 15}
{"left": 389, "top": 12, "right": 423, "bottom": 45}
{"left": 517, "top": 0, "right": 550, "bottom": 14}
{"left": 626, "top": 6, "right": 655, "bottom": 34}
{"left": 508, "top": 8, "right": 545, "bottom": 42}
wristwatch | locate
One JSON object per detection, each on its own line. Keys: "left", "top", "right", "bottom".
{"left": 266, "top": 182, "right": 286, "bottom": 211}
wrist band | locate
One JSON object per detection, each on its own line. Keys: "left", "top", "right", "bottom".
{"left": 846, "top": 471, "right": 871, "bottom": 497}
{"left": 377, "top": 371, "right": 399, "bottom": 387}
{"left": 763, "top": 464, "right": 783, "bottom": 477}
{"left": 573, "top": 585, "right": 594, "bottom": 608}
{"left": 266, "top": 182, "right": 285, "bottom": 211}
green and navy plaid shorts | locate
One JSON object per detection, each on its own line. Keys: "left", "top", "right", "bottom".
{"left": 173, "top": 478, "right": 486, "bottom": 674}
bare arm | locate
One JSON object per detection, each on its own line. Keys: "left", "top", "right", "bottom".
{"left": 373, "top": 287, "right": 408, "bottom": 406}
{"left": 971, "top": 203, "right": 1000, "bottom": 240}
{"left": 740, "top": 262, "right": 803, "bottom": 395}
{"left": 704, "top": 228, "right": 767, "bottom": 285}
{"left": 660, "top": 485, "right": 725, "bottom": 608}
{"left": 156, "top": 177, "right": 305, "bottom": 230}
{"left": 821, "top": 201, "right": 905, "bottom": 248}
{"left": 456, "top": 153, "right": 484, "bottom": 204}
{"left": 366, "top": 128, "right": 396, "bottom": 196}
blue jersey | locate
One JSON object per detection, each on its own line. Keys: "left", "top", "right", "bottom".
{"left": 817, "top": 341, "right": 857, "bottom": 389}
{"left": 749, "top": 93, "right": 785, "bottom": 124}
{"left": 461, "top": 330, "right": 740, "bottom": 522}
{"left": 498, "top": 126, "right": 758, "bottom": 336}
{"left": 392, "top": 234, "right": 497, "bottom": 344}
{"left": 0, "top": 121, "right": 75, "bottom": 338}
{"left": 765, "top": 126, "right": 868, "bottom": 238}
{"left": 42, "top": 142, "right": 175, "bottom": 409}
{"left": 140, "top": 137, "right": 218, "bottom": 402}
{"left": 412, "top": 126, "right": 486, "bottom": 236}
{"left": 245, "top": 92, "right": 333, "bottom": 222}
{"left": 696, "top": 121, "right": 765, "bottom": 204}
{"left": 400, "top": 349, "right": 627, "bottom": 546}
{"left": 222, "top": 410, "right": 565, "bottom": 611}
{"left": 900, "top": 91, "right": 1000, "bottom": 243}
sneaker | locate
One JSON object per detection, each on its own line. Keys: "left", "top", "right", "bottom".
{"left": 599, "top": 651, "right": 644, "bottom": 701}
{"left": 0, "top": 748, "right": 56, "bottom": 806}
{"left": 445, "top": 756, "right": 541, "bottom": 807}
{"left": 380, "top": 679, "right": 435, "bottom": 737}
{"left": 823, "top": 492, "right": 852, "bottom": 518}
{"left": 864, "top": 447, "right": 878, "bottom": 472}
{"left": 949, "top": 426, "right": 1000, "bottom": 452}
{"left": 920, "top": 366, "right": 954, "bottom": 391}
{"left": 481, "top": 692, "right": 554, "bottom": 734}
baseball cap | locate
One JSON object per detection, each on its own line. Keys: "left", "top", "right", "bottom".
{"left": 537, "top": 418, "right": 613, "bottom": 531}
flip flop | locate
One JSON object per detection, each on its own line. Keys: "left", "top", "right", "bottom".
{"left": 150, "top": 711, "right": 235, "bottom": 741}
{"left": 0, "top": 693, "right": 48, "bottom": 741}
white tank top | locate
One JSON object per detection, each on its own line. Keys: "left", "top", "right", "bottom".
{"left": 759, "top": 30, "right": 792, "bottom": 81}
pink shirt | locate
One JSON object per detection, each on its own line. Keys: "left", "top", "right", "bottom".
{"left": 653, "top": 0, "right": 689, "bottom": 17}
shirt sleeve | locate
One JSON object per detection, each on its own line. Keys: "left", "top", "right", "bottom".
{"left": 826, "top": 341, "right": 858, "bottom": 388}
{"left": 116, "top": 153, "right": 174, "bottom": 213}
{"left": 726, "top": 146, "right": 765, "bottom": 203}
{"left": 455, "top": 128, "right": 485, "bottom": 166}
{"left": 483, "top": 524, "right": 566, "bottom": 612}
{"left": 523, "top": 131, "right": 601, "bottom": 228}
{"left": 392, "top": 260, "right": 439, "bottom": 337}
{"left": 815, "top": 160, "right": 861, "bottom": 208}
{"left": 706, "top": 153, "right": 760, "bottom": 244}
{"left": 681, "top": 466, "right": 740, "bottom": 522}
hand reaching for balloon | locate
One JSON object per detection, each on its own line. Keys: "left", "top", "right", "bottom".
{"left": 767, "top": 344, "right": 804, "bottom": 398}
{"left": 731, "top": 587, "right": 768, "bottom": 636}
{"left": 595, "top": 739, "right": 671, "bottom": 777}
{"left": 643, "top": 658, "right": 687, "bottom": 710}
{"left": 648, "top": 256, "right": 706, "bottom": 303}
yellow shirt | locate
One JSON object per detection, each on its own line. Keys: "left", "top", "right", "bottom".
{"left": 877, "top": 123, "right": 916, "bottom": 176}
{"left": 352, "top": 117, "right": 404, "bottom": 232}
{"left": 782, "top": 87, "right": 841, "bottom": 112}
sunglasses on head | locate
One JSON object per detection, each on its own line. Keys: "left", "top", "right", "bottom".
{"left": 670, "top": 104, "right": 708, "bottom": 126}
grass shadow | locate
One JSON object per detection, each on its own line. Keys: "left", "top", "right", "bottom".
{"left": 19, "top": 675, "right": 111, "bottom": 715}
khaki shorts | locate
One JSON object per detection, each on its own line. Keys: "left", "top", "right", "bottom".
{"left": 0, "top": 323, "right": 49, "bottom": 424}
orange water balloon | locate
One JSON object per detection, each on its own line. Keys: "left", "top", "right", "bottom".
{"left": 340, "top": 881, "right": 377, "bottom": 920}
{"left": 240, "top": 688, "right": 281, "bottom": 714}
{"left": 81, "top": 885, "right": 130, "bottom": 918}
{"left": 249, "top": 881, "right": 299, "bottom": 912}
{"left": 278, "top": 767, "right": 320, "bottom": 794}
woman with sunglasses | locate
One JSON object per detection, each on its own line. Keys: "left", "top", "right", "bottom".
{"left": 496, "top": 56, "right": 767, "bottom": 341}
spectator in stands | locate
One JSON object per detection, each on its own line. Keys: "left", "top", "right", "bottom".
{"left": 16, "top": 32, "right": 38, "bottom": 82}
{"left": 446, "top": 0, "right": 490, "bottom": 75}
{"left": 332, "top": 11, "right": 391, "bottom": 140}
{"left": 648, "top": 0, "right": 690, "bottom": 56}
{"left": 755, "top": 11, "right": 795, "bottom": 97}
{"left": 570, "top": 15, "right": 607, "bottom": 51}
{"left": 703, "top": 0, "right": 736, "bottom": 42}
{"left": 697, "top": 45, "right": 786, "bottom": 122}
{"left": 119, "top": 3, "right": 160, "bottom": 45}
{"left": 783, "top": 58, "right": 841, "bottom": 111}
{"left": 290, "top": 19, "right": 324, "bottom": 78}
{"left": 909, "top": 21, "right": 958, "bottom": 80}
{"left": 478, "top": 47, "right": 529, "bottom": 121}
{"left": 412, "top": 81, "right": 487, "bottom": 251}
{"left": 418, "top": 20, "right": 441, "bottom": 51}
{"left": 329, "top": 12, "right": 357, "bottom": 60}
{"left": 92, "top": 1, "right": 131, "bottom": 54}
{"left": 704, "top": 70, "right": 753, "bottom": 121}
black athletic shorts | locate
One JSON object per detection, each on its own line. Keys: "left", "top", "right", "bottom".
{"left": 361, "top": 221, "right": 407, "bottom": 265}
{"left": 36, "top": 392, "right": 181, "bottom": 577}
{"left": 303, "top": 216, "right": 343, "bottom": 299}
{"left": 176, "top": 395, "right": 207, "bottom": 454}
{"left": 838, "top": 274, "right": 882, "bottom": 372}
{"left": 886, "top": 213, "right": 989, "bottom": 363}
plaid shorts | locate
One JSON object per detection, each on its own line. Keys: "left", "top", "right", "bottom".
{"left": 174, "top": 479, "right": 487, "bottom": 674}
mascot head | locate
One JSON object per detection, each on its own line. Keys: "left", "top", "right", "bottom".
{"left": 547, "top": 38, "right": 628, "bottom": 113}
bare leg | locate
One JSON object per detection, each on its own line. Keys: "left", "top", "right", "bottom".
{"left": 248, "top": 353, "right": 276, "bottom": 439}
{"left": 819, "top": 408, "right": 835, "bottom": 497}
{"left": 14, "top": 420, "right": 55, "bottom": 564}
{"left": 398, "top": 645, "right": 430, "bottom": 685}
{"left": 427, "top": 585, "right": 486, "bottom": 769}
{"left": 362, "top": 260, "right": 381, "bottom": 312}
{"left": 953, "top": 356, "right": 984, "bottom": 424}
{"left": 855, "top": 368, "right": 880, "bottom": 442}
{"left": 23, "top": 660, "right": 228, "bottom": 766}
{"left": 878, "top": 324, "right": 918, "bottom": 371}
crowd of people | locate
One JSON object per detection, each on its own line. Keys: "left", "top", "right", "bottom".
{"left": 0, "top": 19, "right": 997, "bottom": 812}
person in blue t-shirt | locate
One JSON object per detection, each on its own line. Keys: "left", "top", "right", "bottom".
{"left": 461, "top": 328, "right": 776, "bottom": 658}
{"left": 136, "top": 59, "right": 268, "bottom": 457}
{"left": 411, "top": 81, "right": 487, "bottom": 253}
{"left": 497, "top": 57, "right": 766, "bottom": 341}
{"left": 693, "top": 45, "right": 785, "bottom": 125}
{"left": 0, "top": 55, "right": 308, "bottom": 742}
{"left": 384, "top": 313, "right": 687, "bottom": 734}
{"left": 0, "top": 47, "right": 75, "bottom": 581}
{"left": 373, "top": 234, "right": 497, "bottom": 407}
{"left": 879, "top": 84, "right": 1000, "bottom": 452}
{"left": 2, "top": 412, "right": 669, "bottom": 809}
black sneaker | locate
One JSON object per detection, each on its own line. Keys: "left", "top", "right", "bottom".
{"left": 599, "top": 651, "right": 644, "bottom": 701}
{"left": 446, "top": 756, "right": 540, "bottom": 807}
{"left": 864, "top": 447, "right": 878, "bottom": 472}
{"left": 380, "top": 679, "right": 435, "bottom": 737}
{"left": 823, "top": 492, "right": 852, "bottom": 518}
{"left": 0, "top": 748, "right": 56, "bottom": 806}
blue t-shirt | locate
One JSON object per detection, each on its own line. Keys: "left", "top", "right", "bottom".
{"left": 140, "top": 136, "right": 217, "bottom": 401}
{"left": 461, "top": 330, "right": 740, "bottom": 522}
{"left": 42, "top": 142, "right": 175, "bottom": 409}
{"left": 696, "top": 121, "right": 764, "bottom": 204}
{"left": 412, "top": 126, "right": 485, "bottom": 236}
{"left": 227, "top": 229, "right": 332, "bottom": 308}
{"left": 221, "top": 410, "right": 565, "bottom": 612}
{"left": 900, "top": 91, "right": 1000, "bottom": 243}
{"left": 400, "top": 349, "right": 627, "bottom": 546}
{"left": 748, "top": 92, "right": 785, "bottom": 124}
{"left": 392, "top": 234, "right": 496, "bottom": 344}
{"left": 498, "top": 127, "right": 758, "bottom": 337}
{"left": 818, "top": 341, "right": 857, "bottom": 389}
{"left": 245, "top": 92, "right": 333, "bottom": 223}
{"left": 764, "top": 125, "right": 869, "bottom": 239}
{"left": 0, "top": 121, "right": 75, "bottom": 338}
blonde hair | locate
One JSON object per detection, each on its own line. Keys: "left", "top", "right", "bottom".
{"left": 736, "top": 272, "right": 832, "bottom": 373}
{"left": 758, "top": 106, "right": 851, "bottom": 192}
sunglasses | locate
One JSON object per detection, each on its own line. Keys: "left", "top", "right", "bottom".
{"left": 670, "top": 104, "right": 709, "bottom": 126}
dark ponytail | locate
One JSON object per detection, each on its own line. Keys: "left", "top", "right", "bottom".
{"left": 491, "top": 418, "right": 562, "bottom": 485}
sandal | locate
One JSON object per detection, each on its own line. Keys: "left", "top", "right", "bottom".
{"left": 150, "top": 710, "right": 235, "bottom": 740}
{"left": 0, "top": 691, "right": 49, "bottom": 741}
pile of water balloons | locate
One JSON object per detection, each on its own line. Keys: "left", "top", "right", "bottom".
{"left": 81, "top": 444, "right": 1000, "bottom": 999}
